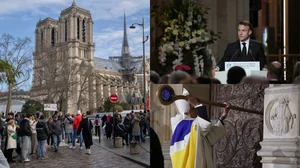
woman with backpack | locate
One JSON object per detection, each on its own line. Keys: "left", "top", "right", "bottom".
{"left": 64, "top": 113, "right": 73, "bottom": 144}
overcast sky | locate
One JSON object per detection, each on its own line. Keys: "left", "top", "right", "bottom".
{"left": 0, "top": 0, "right": 150, "bottom": 58}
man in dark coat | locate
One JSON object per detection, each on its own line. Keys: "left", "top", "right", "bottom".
{"left": 77, "top": 113, "right": 93, "bottom": 155}
{"left": 36, "top": 115, "right": 49, "bottom": 159}
{"left": 49, "top": 115, "right": 62, "bottom": 152}
{"left": 19, "top": 113, "right": 32, "bottom": 162}
{"left": 212, "top": 21, "right": 267, "bottom": 76}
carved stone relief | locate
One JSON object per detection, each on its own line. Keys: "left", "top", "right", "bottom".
{"left": 266, "top": 97, "right": 296, "bottom": 136}
{"left": 211, "top": 84, "right": 269, "bottom": 168}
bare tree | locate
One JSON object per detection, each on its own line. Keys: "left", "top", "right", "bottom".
{"left": 0, "top": 34, "right": 32, "bottom": 114}
{"left": 76, "top": 62, "right": 95, "bottom": 110}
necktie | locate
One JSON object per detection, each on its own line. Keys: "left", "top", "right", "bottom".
{"left": 242, "top": 42, "right": 247, "bottom": 56}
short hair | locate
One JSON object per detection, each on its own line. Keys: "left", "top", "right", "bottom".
{"left": 168, "top": 70, "right": 190, "bottom": 84}
{"left": 39, "top": 115, "right": 45, "bottom": 119}
{"left": 8, "top": 112, "right": 14, "bottom": 116}
{"left": 227, "top": 66, "right": 246, "bottom": 84}
{"left": 196, "top": 76, "right": 211, "bottom": 84}
{"left": 239, "top": 21, "right": 253, "bottom": 31}
{"left": 268, "top": 62, "right": 282, "bottom": 79}
{"left": 150, "top": 70, "right": 160, "bottom": 84}
{"left": 293, "top": 61, "right": 300, "bottom": 79}
{"left": 26, "top": 113, "right": 33, "bottom": 118}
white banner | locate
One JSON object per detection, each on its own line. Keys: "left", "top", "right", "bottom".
{"left": 44, "top": 104, "right": 57, "bottom": 111}
{"left": 225, "top": 61, "right": 260, "bottom": 71}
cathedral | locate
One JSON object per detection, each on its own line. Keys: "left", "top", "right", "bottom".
{"left": 30, "top": 1, "right": 149, "bottom": 114}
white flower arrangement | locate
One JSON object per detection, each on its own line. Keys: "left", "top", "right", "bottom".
{"left": 153, "top": 0, "right": 221, "bottom": 76}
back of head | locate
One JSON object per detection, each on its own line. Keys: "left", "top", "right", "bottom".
{"left": 293, "top": 61, "right": 300, "bottom": 79}
{"left": 39, "top": 115, "right": 45, "bottom": 120}
{"left": 267, "top": 61, "right": 282, "bottom": 80}
{"left": 227, "top": 66, "right": 246, "bottom": 84}
{"left": 293, "top": 76, "right": 300, "bottom": 84}
{"left": 240, "top": 76, "right": 269, "bottom": 84}
{"left": 26, "top": 113, "right": 32, "bottom": 118}
{"left": 211, "top": 78, "right": 221, "bottom": 84}
{"left": 168, "top": 70, "right": 193, "bottom": 84}
{"left": 158, "top": 74, "right": 169, "bottom": 84}
{"left": 150, "top": 70, "right": 160, "bottom": 84}
{"left": 196, "top": 76, "right": 211, "bottom": 84}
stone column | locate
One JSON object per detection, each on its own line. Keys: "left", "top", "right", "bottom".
{"left": 89, "top": 76, "right": 96, "bottom": 112}
{"left": 257, "top": 85, "right": 300, "bottom": 168}
{"left": 103, "top": 85, "right": 110, "bottom": 98}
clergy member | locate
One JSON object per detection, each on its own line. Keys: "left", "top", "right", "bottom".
{"left": 170, "top": 89, "right": 230, "bottom": 168}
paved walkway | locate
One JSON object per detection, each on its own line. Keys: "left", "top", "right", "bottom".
{"left": 93, "top": 135, "right": 150, "bottom": 167}
{"left": 8, "top": 134, "right": 150, "bottom": 168}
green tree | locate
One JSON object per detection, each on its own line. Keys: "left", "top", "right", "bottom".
{"left": 114, "top": 104, "right": 123, "bottom": 112}
{"left": 103, "top": 97, "right": 113, "bottom": 112}
{"left": 119, "top": 102, "right": 131, "bottom": 110}
{"left": 0, "top": 34, "right": 32, "bottom": 115}
{"left": 22, "top": 100, "right": 43, "bottom": 115}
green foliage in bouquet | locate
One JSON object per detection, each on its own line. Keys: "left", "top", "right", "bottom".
{"left": 151, "top": 0, "right": 221, "bottom": 76}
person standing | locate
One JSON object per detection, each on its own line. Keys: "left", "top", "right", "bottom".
{"left": 131, "top": 113, "right": 141, "bottom": 142}
{"left": 94, "top": 115, "right": 100, "bottom": 136}
{"left": 36, "top": 115, "right": 49, "bottom": 159}
{"left": 49, "top": 115, "right": 62, "bottom": 152}
{"left": 64, "top": 113, "right": 73, "bottom": 144}
{"left": 77, "top": 113, "right": 93, "bottom": 155}
{"left": 123, "top": 113, "right": 132, "bottom": 144}
{"left": 58, "top": 112, "right": 65, "bottom": 142}
{"left": 30, "top": 115, "right": 38, "bottom": 155}
{"left": 19, "top": 113, "right": 33, "bottom": 162}
{"left": 5, "top": 119, "right": 17, "bottom": 163}
{"left": 105, "top": 113, "right": 112, "bottom": 139}
{"left": 70, "top": 110, "right": 82, "bottom": 149}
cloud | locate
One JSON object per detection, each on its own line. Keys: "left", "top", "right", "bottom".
{"left": 0, "top": 0, "right": 150, "bottom": 21}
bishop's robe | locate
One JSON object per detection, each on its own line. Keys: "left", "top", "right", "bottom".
{"left": 170, "top": 106, "right": 227, "bottom": 168}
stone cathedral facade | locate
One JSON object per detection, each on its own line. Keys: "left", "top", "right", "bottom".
{"left": 30, "top": 1, "right": 149, "bottom": 114}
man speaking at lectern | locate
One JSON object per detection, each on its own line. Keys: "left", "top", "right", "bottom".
{"left": 212, "top": 21, "right": 267, "bottom": 76}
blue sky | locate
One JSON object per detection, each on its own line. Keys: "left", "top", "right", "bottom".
{"left": 0, "top": 0, "right": 150, "bottom": 91}
{"left": 0, "top": 0, "right": 150, "bottom": 58}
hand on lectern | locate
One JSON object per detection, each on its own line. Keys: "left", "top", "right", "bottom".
{"left": 211, "top": 67, "right": 219, "bottom": 77}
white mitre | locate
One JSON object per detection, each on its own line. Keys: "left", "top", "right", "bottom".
{"left": 171, "top": 88, "right": 190, "bottom": 133}
{"left": 174, "top": 88, "right": 190, "bottom": 115}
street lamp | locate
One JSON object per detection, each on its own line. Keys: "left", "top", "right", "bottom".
{"left": 130, "top": 17, "right": 148, "bottom": 113}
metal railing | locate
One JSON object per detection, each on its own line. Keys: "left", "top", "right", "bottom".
{"left": 265, "top": 54, "right": 300, "bottom": 83}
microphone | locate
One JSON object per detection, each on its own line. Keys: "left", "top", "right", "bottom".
{"left": 249, "top": 49, "right": 255, "bottom": 61}
{"left": 229, "top": 49, "right": 239, "bottom": 61}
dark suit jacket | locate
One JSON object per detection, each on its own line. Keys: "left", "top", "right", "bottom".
{"left": 195, "top": 106, "right": 210, "bottom": 122}
{"left": 217, "top": 40, "right": 267, "bottom": 71}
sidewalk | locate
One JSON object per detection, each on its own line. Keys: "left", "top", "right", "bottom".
{"left": 93, "top": 135, "right": 150, "bottom": 167}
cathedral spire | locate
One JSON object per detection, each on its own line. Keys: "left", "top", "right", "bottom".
{"left": 72, "top": 0, "right": 76, "bottom": 6}
{"left": 121, "top": 10, "right": 130, "bottom": 56}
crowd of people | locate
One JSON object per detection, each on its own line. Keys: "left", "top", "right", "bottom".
{"left": 151, "top": 61, "right": 300, "bottom": 84}
{"left": 99, "top": 110, "right": 151, "bottom": 145}
{"left": 0, "top": 109, "right": 150, "bottom": 166}
{"left": 0, "top": 110, "right": 94, "bottom": 166}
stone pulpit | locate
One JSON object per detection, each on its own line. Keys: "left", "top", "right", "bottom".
{"left": 257, "top": 84, "right": 300, "bottom": 168}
